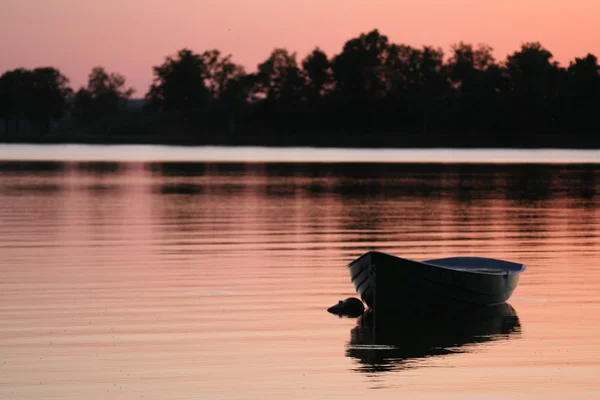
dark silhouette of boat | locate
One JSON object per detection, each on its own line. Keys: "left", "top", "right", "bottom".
{"left": 346, "top": 302, "right": 521, "bottom": 373}
{"left": 348, "top": 251, "right": 525, "bottom": 316}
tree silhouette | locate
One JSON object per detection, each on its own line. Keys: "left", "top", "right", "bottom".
{"left": 447, "top": 42, "right": 496, "bottom": 93}
{"left": 0, "top": 68, "right": 31, "bottom": 135}
{"left": 565, "top": 54, "right": 600, "bottom": 133}
{"left": 330, "top": 30, "right": 397, "bottom": 135}
{"left": 332, "top": 30, "right": 391, "bottom": 101}
{"left": 217, "top": 74, "right": 255, "bottom": 135}
{"left": 254, "top": 48, "right": 304, "bottom": 103}
{"left": 26, "top": 67, "right": 72, "bottom": 133}
{"left": 3, "top": 31, "right": 600, "bottom": 147}
{"left": 251, "top": 49, "right": 305, "bottom": 135}
{"left": 505, "top": 42, "right": 562, "bottom": 133}
{"left": 302, "top": 48, "right": 332, "bottom": 99}
{"left": 73, "top": 67, "right": 134, "bottom": 122}
{"left": 146, "top": 49, "right": 209, "bottom": 112}
{"left": 408, "top": 46, "right": 449, "bottom": 133}
{"left": 72, "top": 88, "right": 93, "bottom": 123}
{"left": 201, "top": 50, "right": 245, "bottom": 101}
{"left": 447, "top": 43, "right": 504, "bottom": 133}
{"left": 200, "top": 50, "right": 247, "bottom": 134}
{"left": 299, "top": 48, "right": 333, "bottom": 135}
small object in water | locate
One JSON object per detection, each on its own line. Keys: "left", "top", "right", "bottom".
{"left": 327, "top": 297, "right": 365, "bottom": 318}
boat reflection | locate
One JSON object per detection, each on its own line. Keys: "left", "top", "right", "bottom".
{"left": 346, "top": 303, "right": 521, "bottom": 373}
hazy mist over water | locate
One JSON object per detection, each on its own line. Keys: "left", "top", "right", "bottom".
{"left": 1, "top": 149, "right": 600, "bottom": 399}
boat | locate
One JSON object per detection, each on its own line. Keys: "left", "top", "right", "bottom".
{"left": 348, "top": 251, "right": 525, "bottom": 315}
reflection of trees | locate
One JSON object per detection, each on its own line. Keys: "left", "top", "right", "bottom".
{"left": 150, "top": 162, "right": 209, "bottom": 178}
{"left": 74, "top": 162, "right": 123, "bottom": 175}
{"left": 130, "top": 161, "right": 600, "bottom": 268}
{"left": 315, "top": 163, "right": 600, "bottom": 257}
{"left": 0, "top": 161, "right": 66, "bottom": 173}
{"left": 0, "top": 162, "right": 67, "bottom": 195}
{"left": 0, "top": 162, "right": 68, "bottom": 259}
{"left": 0, "top": 161, "right": 141, "bottom": 254}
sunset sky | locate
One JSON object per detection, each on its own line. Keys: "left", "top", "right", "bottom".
{"left": 1, "top": 0, "right": 598, "bottom": 95}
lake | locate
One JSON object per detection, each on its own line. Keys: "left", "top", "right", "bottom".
{"left": 1, "top": 145, "right": 600, "bottom": 399}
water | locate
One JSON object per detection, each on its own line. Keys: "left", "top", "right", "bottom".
{"left": 1, "top": 147, "right": 600, "bottom": 399}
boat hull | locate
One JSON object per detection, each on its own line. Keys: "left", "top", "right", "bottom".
{"left": 348, "top": 251, "right": 523, "bottom": 315}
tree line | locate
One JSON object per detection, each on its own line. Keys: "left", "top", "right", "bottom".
{"left": 1, "top": 30, "right": 599, "bottom": 147}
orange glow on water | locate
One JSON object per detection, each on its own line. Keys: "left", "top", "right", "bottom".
{"left": 0, "top": 160, "right": 600, "bottom": 399}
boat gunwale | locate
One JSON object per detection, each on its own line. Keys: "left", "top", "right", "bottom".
{"left": 347, "top": 250, "right": 526, "bottom": 276}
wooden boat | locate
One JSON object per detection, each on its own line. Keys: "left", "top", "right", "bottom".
{"left": 348, "top": 251, "right": 525, "bottom": 315}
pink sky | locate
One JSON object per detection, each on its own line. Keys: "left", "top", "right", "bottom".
{"left": 1, "top": 0, "right": 599, "bottom": 95}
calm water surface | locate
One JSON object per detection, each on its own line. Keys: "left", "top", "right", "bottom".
{"left": 1, "top": 153, "right": 600, "bottom": 399}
